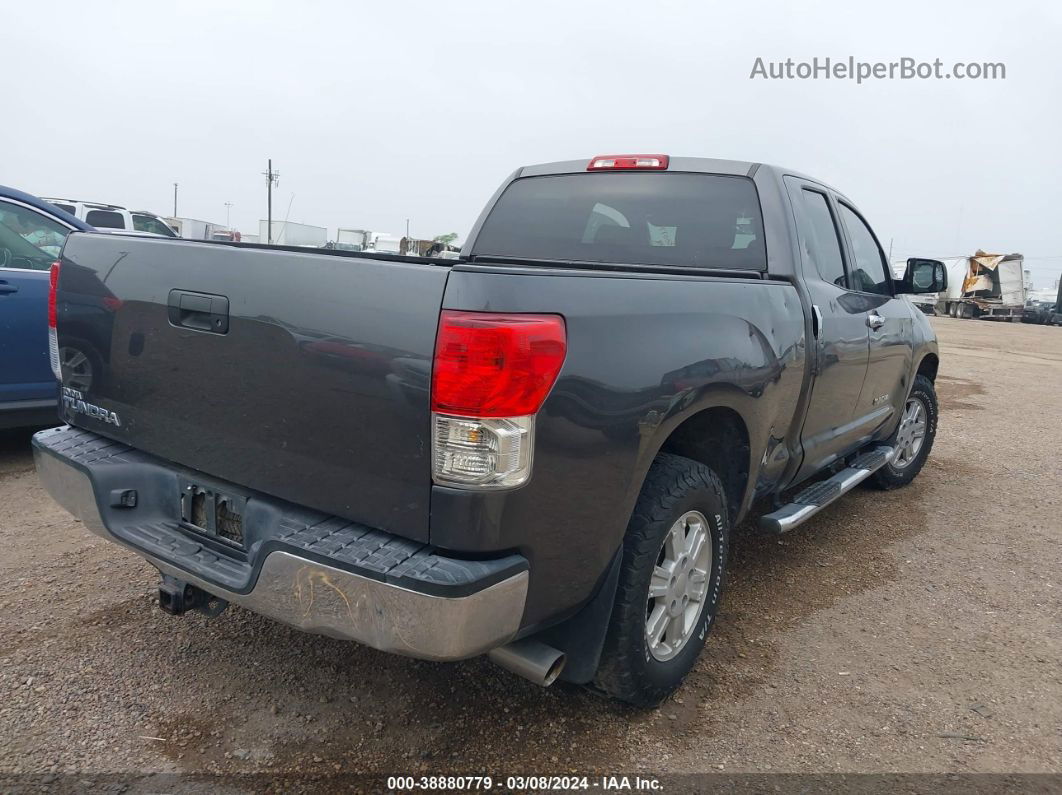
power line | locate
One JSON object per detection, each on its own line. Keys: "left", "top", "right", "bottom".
{"left": 261, "top": 159, "right": 280, "bottom": 244}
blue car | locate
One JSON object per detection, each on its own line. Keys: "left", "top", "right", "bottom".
{"left": 0, "top": 186, "right": 92, "bottom": 429}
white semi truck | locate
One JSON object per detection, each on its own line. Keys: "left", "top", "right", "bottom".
{"left": 894, "top": 251, "right": 1025, "bottom": 320}
{"left": 258, "top": 220, "right": 327, "bottom": 247}
{"left": 336, "top": 228, "right": 372, "bottom": 251}
{"left": 165, "top": 217, "right": 226, "bottom": 241}
{"left": 335, "top": 229, "right": 404, "bottom": 253}
{"left": 940, "top": 251, "right": 1025, "bottom": 320}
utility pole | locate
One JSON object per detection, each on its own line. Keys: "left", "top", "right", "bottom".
{"left": 262, "top": 160, "right": 280, "bottom": 244}
{"left": 224, "top": 202, "right": 233, "bottom": 229}
{"left": 405, "top": 218, "right": 410, "bottom": 238}
{"left": 173, "top": 183, "right": 178, "bottom": 217}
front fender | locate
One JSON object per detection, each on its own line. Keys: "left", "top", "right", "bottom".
{"left": 910, "top": 306, "right": 940, "bottom": 381}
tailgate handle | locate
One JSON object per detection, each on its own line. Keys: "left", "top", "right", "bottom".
{"left": 168, "top": 289, "right": 229, "bottom": 334}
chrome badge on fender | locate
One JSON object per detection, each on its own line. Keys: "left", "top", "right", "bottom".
{"left": 62, "top": 387, "right": 121, "bottom": 427}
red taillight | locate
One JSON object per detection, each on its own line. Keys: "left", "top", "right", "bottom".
{"left": 587, "top": 154, "right": 669, "bottom": 171}
{"left": 48, "top": 261, "right": 60, "bottom": 328}
{"left": 432, "top": 311, "right": 567, "bottom": 417}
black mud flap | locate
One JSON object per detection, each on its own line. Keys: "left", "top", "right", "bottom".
{"left": 536, "top": 546, "right": 623, "bottom": 685}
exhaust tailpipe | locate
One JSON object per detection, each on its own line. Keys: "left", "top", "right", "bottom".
{"left": 488, "top": 639, "right": 566, "bottom": 687}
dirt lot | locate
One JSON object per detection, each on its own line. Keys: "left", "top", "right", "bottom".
{"left": 1, "top": 317, "right": 1060, "bottom": 785}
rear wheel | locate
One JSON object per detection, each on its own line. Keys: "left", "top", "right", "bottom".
{"left": 595, "top": 454, "right": 730, "bottom": 706}
{"left": 868, "top": 374, "right": 938, "bottom": 489}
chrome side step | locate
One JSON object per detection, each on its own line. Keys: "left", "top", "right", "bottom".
{"left": 758, "top": 446, "right": 895, "bottom": 534}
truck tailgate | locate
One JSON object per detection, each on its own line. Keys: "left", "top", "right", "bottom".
{"left": 56, "top": 233, "right": 448, "bottom": 541}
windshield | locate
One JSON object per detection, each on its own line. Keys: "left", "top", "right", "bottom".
{"left": 472, "top": 172, "right": 766, "bottom": 270}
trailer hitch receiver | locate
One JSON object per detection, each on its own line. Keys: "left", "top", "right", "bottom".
{"left": 158, "top": 574, "right": 229, "bottom": 617}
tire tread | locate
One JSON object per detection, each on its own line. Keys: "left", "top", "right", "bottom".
{"left": 868, "top": 374, "right": 938, "bottom": 490}
{"left": 594, "top": 453, "right": 729, "bottom": 706}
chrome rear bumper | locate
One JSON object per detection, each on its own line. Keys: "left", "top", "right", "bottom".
{"left": 34, "top": 426, "right": 528, "bottom": 661}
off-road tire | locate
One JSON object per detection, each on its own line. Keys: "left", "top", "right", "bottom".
{"left": 868, "top": 374, "right": 938, "bottom": 490}
{"left": 594, "top": 453, "right": 730, "bottom": 707}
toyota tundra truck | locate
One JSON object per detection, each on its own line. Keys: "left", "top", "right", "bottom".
{"left": 34, "top": 155, "right": 946, "bottom": 705}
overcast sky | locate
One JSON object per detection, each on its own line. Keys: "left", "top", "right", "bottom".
{"left": 4, "top": 0, "right": 1060, "bottom": 288}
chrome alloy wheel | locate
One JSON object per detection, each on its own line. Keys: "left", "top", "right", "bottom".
{"left": 645, "top": 510, "right": 713, "bottom": 662}
{"left": 893, "top": 395, "right": 928, "bottom": 469}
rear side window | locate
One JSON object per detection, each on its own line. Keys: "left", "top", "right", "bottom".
{"left": 132, "top": 214, "right": 177, "bottom": 237}
{"left": 472, "top": 173, "right": 766, "bottom": 270}
{"left": 52, "top": 203, "right": 76, "bottom": 215}
{"left": 796, "top": 189, "right": 847, "bottom": 288}
{"left": 85, "top": 209, "right": 125, "bottom": 229}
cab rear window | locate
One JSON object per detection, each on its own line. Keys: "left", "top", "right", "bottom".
{"left": 472, "top": 172, "right": 765, "bottom": 270}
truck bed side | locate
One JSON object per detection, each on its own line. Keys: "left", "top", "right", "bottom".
{"left": 432, "top": 264, "right": 807, "bottom": 626}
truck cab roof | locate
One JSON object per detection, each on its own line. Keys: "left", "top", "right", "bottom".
{"left": 513, "top": 156, "right": 851, "bottom": 201}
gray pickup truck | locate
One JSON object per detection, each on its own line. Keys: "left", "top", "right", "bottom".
{"left": 35, "top": 154, "right": 946, "bottom": 705}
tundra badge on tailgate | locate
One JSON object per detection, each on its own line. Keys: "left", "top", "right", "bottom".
{"left": 62, "top": 387, "right": 122, "bottom": 427}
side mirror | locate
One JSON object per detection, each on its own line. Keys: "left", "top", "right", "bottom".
{"left": 899, "top": 258, "right": 947, "bottom": 294}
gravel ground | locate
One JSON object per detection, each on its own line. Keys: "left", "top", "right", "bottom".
{"left": 1, "top": 317, "right": 1059, "bottom": 784}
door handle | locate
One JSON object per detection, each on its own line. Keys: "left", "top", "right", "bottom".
{"left": 866, "top": 311, "right": 885, "bottom": 330}
{"left": 0, "top": 281, "right": 18, "bottom": 295}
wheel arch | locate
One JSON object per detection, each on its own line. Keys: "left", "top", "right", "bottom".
{"left": 647, "top": 404, "right": 752, "bottom": 524}
{"left": 915, "top": 352, "right": 939, "bottom": 383}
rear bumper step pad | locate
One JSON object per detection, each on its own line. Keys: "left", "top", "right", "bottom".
{"left": 33, "top": 425, "right": 528, "bottom": 661}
